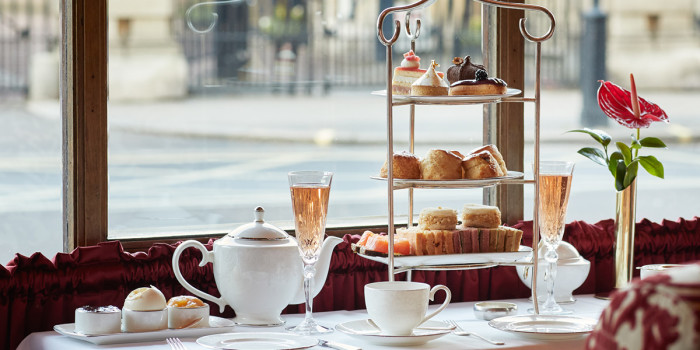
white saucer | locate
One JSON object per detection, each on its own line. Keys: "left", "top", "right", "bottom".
{"left": 197, "top": 332, "right": 318, "bottom": 350}
{"left": 489, "top": 315, "right": 597, "bottom": 340}
{"left": 335, "top": 319, "right": 453, "bottom": 346}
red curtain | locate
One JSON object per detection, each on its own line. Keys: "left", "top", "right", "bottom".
{"left": 2, "top": 217, "right": 699, "bottom": 350}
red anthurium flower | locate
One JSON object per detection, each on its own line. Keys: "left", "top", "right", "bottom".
{"left": 597, "top": 77, "right": 669, "bottom": 129}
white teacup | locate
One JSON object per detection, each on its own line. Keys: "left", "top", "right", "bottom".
{"left": 364, "top": 281, "right": 451, "bottom": 336}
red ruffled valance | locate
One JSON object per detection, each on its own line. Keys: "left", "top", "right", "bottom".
{"left": 2, "top": 218, "right": 699, "bottom": 349}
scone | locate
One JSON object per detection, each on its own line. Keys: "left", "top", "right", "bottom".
{"left": 468, "top": 144, "right": 507, "bottom": 175}
{"left": 380, "top": 152, "right": 421, "bottom": 179}
{"left": 418, "top": 207, "right": 458, "bottom": 230}
{"left": 411, "top": 60, "right": 448, "bottom": 96}
{"left": 421, "top": 149, "right": 462, "bottom": 180}
{"left": 461, "top": 203, "right": 501, "bottom": 228}
{"left": 462, "top": 150, "right": 504, "bottom": 179}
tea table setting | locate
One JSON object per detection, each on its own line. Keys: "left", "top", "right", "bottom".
{"left": 18, "top": 294, "right": 610, "bottom": 350}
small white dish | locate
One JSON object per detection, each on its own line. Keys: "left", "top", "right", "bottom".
{"left": 335, "top": 319, "right": 453, "bottom": 346}
{"left": 474, "top": 302, "right": 517, "bottom": 320}
{"left": 53, "top": 316, "right": 234, "bottom": 345}
{"left": 197, "top": 332, "right": 317, "bottom": 350}
{"left": 489, "top": 314, "right": 597, "bottom": 340}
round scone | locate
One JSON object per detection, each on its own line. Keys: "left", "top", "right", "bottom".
{"left": 468, "top": 144, "right": 507, "bottom": 174}
{"left": 419, "top": 207, "right": 458, "bottom": 230}
{"left": 462, "top": 151, "right": 504, "bottom": 179}
{"left": 380, "top": 152, "right": 421, "bottom": 179}
{"left": 420, "top": 149, "right": 462, "bottom": 180}
{"left": 449, "top": 69, "right": 507, "bottom": 96}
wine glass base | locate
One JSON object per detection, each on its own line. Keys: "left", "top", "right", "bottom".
{"left": 286, "top": 318, "right": 334, "bottom": 335}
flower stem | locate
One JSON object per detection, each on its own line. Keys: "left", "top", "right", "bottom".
{"left": 635, "top": 128, "right": 640, "bottom": 158}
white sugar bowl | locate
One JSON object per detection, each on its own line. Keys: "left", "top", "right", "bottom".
{"left": 516, "top": 241, "right": 590, "bottom": 304}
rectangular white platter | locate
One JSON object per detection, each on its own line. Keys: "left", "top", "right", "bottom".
{"left": 53, "top": 316, "right": 234, "bottom": 345}
{"left": 358, "top": 246, "right": 532, "bottom": 269}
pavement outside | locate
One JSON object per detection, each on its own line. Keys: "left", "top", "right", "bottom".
{"left": 26, "top": 88, "right": 698, "bottom": 146}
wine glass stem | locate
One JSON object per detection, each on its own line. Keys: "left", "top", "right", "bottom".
{"left": 303, "top": 263, "right": 315, "bottom": 321}
{"left": 544, "top": 247, "right": 558, "bottom": 309}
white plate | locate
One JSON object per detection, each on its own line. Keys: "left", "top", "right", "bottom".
{"left": 488, "top": 315, "right": 598, "bottom": 340}
{"left": 197, "top": 332, "right": 318, "bottom": 350}
{"left": 53, "top": 316, "right": 234, "bottom": 345}
{"left": 370, "top": 171, "right": 524, "bottom": 189}
{"left": 372, "top": 88, "right": 522, "bottom": 105}
{"left": 359, "top": 246, "right": 531, "bottom": 269}
{"left": 335, "top": 319, "right": 453, "bottom": 346}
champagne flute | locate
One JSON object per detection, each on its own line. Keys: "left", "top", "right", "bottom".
{"left": 287, "top": 171, "right": 333, "bottom": 334}
{"left": 537, "top": 161, "right": 574, "bottom": 315}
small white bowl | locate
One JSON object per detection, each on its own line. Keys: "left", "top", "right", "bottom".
{"left": 121, "top": 308, "right": 167, "bottom": 332}
{"left": 74, "top": 306, "right": 121, "bottom": 335}
{"left": 168, "top": 304, "right": 210, "bottom": 329}
{"left": 473, "top": 302, "right": 517, "bottom": 320}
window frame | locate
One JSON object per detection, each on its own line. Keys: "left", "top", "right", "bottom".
{"left": 61, "top": 0, "right": 525, "bottom": 252}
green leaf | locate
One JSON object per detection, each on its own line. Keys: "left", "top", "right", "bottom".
{"left": 568, "top": 128, "right": 612, "bottom": 147}
{"left": 615, "top": 160, "right": 626, "bottom": 191}
{"left": 639, "top": 137, "right": 668, "bottom": 148}
{"left": 623, "top": 160, "right": 638, "bottom": 188}
{"left": 577, "top": 147, "right": 607, "bottom": 166}
{"left": 639, "top": 155, "right": 665, "bottom": 178}
{"left": 616, "top": 142, "right": 632, "bottom": 165}
{"left": 609, "top": 152, "right": 624, "bottom": 177}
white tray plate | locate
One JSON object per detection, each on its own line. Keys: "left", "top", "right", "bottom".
{"left": 336, "top": 319, "right": 453, "bottom": 346}
{"left": 372, "top": 88, "right": 522, "bottom": 104}
{"left": 371, "top": 171, "right": 524, "bottom": 189}
{"left": 358, "top": 246, "right": 531, "bottom": 268}
{"left": 197, "top": 332, "right": 318, "bottom": 350}
{"left": 53, "top": 316, "right": 234, "bottom": 345}
{"left": 489, "top": 315, "right": 597, "bottom": 340}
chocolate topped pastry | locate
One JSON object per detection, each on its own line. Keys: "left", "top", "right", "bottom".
{"left": 449, "top": 69, "right": 508, "bottom": 96}
{"left": 446, "top": 56, "right": 487, "bottom": 84}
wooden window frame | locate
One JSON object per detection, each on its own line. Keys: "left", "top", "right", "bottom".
{"left": 61, "top": 0, "right": 524, "bottom": 252}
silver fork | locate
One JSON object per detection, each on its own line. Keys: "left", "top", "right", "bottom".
{"left": 447, "top": 320, "right": 505, "bottom": 346}
{"left": 167, "top": 337, "right": 188, "bottom": 350}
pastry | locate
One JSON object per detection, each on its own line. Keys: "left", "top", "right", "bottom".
{"left": 353, "top": 231, "right": 411, "bottom": 256}
{"left": 469, "top": 144, "right": 507, "bottom": 174}
{"left": 122, "top": 286, "right": 168, "bottom": 332}
{"left": 462, "top": 150, "right": 504, "bottom": 179}
{"left": 461, "top": 203, "right": 501, "bottom": 228}
{"left": 392, "top": 51, "right": 444, "bottom": 95}
{"left": 418, "top": 207, "right": 458, "bottom": 230}
{"left": 449, "top": 69, "right": 508, "bottom": 96}
{"left": 380, "top": 151, "right": 421, "bottom": 179}
{"left": 167, "top": 295, "right": 210, "bottom": 329}
{"left": 411, "top": 60, "right": 449, "bottom": 96}
{"left": 74, "top": 305, "right": 121, "bottom": 335}
{"left": 446, "top": 55, "right": 486, "bottom": 84}
{"left": 421, "top": 149, "right": 462, "bottom": 180}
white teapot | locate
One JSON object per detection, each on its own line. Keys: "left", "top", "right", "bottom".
{"left": 172, "top": 206, "right": 342, "bottom": 326}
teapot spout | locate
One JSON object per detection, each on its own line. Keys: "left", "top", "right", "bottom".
{"left": 290, "top": 236, "right": 342, "bottom": 305}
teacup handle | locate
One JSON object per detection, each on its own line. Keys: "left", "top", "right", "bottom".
{"left": 172, "top": 240, "right": 228, "bottom": 313}
{"left": 420, "top": 285, "right": 451, "bottom": 324}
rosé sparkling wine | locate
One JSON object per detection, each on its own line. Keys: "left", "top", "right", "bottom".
{"left": 290, "top": 184, "right": 330, "bottom": 263}
{"left": 538, "top": 173, "right": 573, "bottom": 244}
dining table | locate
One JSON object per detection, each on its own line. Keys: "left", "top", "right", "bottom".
{"left": 18, "top": 295, "right": 608, "bottom": 350}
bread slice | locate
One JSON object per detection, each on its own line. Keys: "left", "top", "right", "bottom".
{"left": 423, "top": 231, "right": 436, "bottom": 255}
{"left": 503, "top": 228, "right": 515, "bottom": 253}
{"left": 478, "top": 228, "right": 490, "bottom": 253}
{"left": 452, "top": 229, "right": 463, "bottom": 253}
{"left": 502, "top": 226, "right": 523, "bottom": 252}
{"left": 495, "top": 227, "right": 506, "bottom": 252}
{"left": 441, "top": 230, "right": 455, "bottom": 254}
{"left": 469, "top": 228, "right": 480, "bottom": 252}
{"left": 487, "top": 228, "right": 499, "bottom": 252}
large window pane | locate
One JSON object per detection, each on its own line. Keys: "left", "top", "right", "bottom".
{"left": 0, "top": 0, "right": 61, "bottom": 264}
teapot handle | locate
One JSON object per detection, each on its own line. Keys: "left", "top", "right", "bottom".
{"left": 172, "top": 240, "right": 228, "bottom": 313}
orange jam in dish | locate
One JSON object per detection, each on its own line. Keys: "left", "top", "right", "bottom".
{"left": 167, "top": 295, "right": 205, "bottom": 308}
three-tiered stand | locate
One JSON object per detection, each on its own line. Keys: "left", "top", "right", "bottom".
{"left": 368, "top": 0, "right": 556, "bottom": 315}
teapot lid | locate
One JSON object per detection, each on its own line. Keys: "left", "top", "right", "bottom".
{"left": 228, "top": 207, "right": 290, "bottom": 240}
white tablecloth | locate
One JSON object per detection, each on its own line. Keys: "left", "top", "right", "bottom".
{"left": 18, "top": 295, "right": 608, "bottom": 350}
